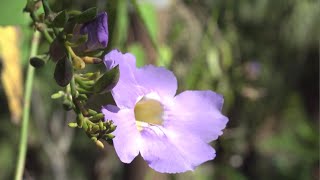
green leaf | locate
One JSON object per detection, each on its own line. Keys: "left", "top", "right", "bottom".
{"left": 52, "top": 10, "right": 69, "bottom": 28}
{"left": 156, "top": 44, "right": 172, "bottom": 67}
{"left": 93, "top": 65, "right": 119, "bottom": 93}
{"left": 110, "top": 0, "right": 128, "bottom": 47}
{"left": 54, "top": 57, "right": 73, "bottom": 87}
{"left": 134, "top": 3, "right": 158, "bottom": 46}
{"left": 72, "top": 7, "right": 97, "bottom": 24}
{"left": 128, "top": 43, "right": 145, "bottom": 67}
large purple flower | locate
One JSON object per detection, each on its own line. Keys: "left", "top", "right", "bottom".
{"left": 80, "top": 12, "right": 109, "bottom": 52}
{"left": 102, "top": 50, "right": 228, "bottom": 173}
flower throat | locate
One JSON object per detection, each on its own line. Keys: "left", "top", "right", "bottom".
{"left": 134, "top": 97, "right": 164, "bottom": 131}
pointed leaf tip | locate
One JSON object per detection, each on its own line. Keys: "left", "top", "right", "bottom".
{"left": 93, "top": 65, "right": 120, "bottom": 93}
{"left": 72, "top": 7, "right": 97, "bottom": 24}
{"left": 52, "top": 10, "right": 69, "bottom": 28}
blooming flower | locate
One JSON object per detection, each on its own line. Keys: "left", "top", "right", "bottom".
{"left": 102, "top": 50, "right": 228, "bottom": 173}
{"left": 80, "top": 12, "right": 109, "bottom": 52}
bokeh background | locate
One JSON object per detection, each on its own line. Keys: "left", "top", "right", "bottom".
{"left": 0, "top": 0, "right": 319, "bottom": 179}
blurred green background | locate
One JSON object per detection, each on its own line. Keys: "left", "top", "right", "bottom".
{"left": 0, "top": 0, "right": 319, "bottom": 179}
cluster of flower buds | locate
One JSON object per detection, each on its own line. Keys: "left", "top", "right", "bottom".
{"left": 25, "top": 0, "right": 118, "bottom": 148}
{"left": 50, "top": 69, "right": 119, "bottom": 148}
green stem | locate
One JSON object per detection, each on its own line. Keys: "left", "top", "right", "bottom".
{"left": 42, "top": 29, "right": 54, "bottom": 43}
{"left": 30, "top": 12, "right": 53, "bottom": 43}
{"left": 41, "top": 0, "right": 52, "bottom": 18}
{"left": 14, "top": 31, "right": 40, "bottom": 180}
{"left": 41, "top": 0, "right": 60, "bottom": 38}
{"left": 67, "top": 53, "right": 89, "bottom": 116}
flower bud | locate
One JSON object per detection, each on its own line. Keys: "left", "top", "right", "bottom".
{"left": 62, "top": 99, "right": 73, "bottom": 111}
{"left": 79, "top": 12, "right": 109, "bottom": 52}
{"left": 68, "top": 122, "right": 78, "bottom": 128}
{"left": 76, "top": 113, "right": 84, "bottom": 127}
{"left": 95, "top": 140, "right": 104, "bottom": 149}
{"left": 82, "top": 56, "right": 102, "bottom": 64}
{"left": 89, "top": 113, "right": 104, "bottom": 122}
{"left": 103, "top": 133, "right": 115, "bottom": 139}
{"left": 51, "top": 91, "right": 65, "bottom": 99}
{"left": 88, "top": 109, "right": 97, "bottom": 115}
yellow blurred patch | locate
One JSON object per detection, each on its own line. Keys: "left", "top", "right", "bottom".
{"left": 0, "top": 26, "right": 23, "bottom": 124}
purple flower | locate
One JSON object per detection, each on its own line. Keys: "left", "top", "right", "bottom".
{"left": 80, "top": 12, "right": 109, "bottom": 52}
{"left": 102, "top": 50, "right": 228, "bottom": 173}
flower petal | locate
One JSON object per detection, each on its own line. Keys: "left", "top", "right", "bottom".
{"left": 80, "top": 12, "right": 109, "bottom": 51}
{"left": 135, "top": 65, "right": 177, "bottom": 98}
{"left": 102, "top": 105, "right": 140, "bottom": 163}
{"left": 103, "top": 50, "right": 143, "bottom": 108}
{"left": 168, "top": 131, "right": 216, "bottom": 170}
{"left": 95, "top": 12, "right": 109, "bottom": 47}
{"left": 165, "top": 90, "right": 228, "bottom": 143}
{"left": 139, "top": 126, "right": 215, "bottom": 173}
{"left": 103, "top": 49, "right": 136, "bottom": 70}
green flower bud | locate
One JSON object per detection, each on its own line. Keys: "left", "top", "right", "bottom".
{"left": 51, "top": 91, "right": 65, "bottom": 99}
{"left": 103, "top": 133, "right": 115, "bottom": 139}
{"left": 62, "top": 99, "right": 73, "bottom": 111}
{"left": 88, "top": 109, "right": 97, "bottom": 116}
{"left": 68, "top": 122, "right": 78, "bottom": 128}
{"left": 89, "top": 113, "right": 104, "bottom": 123}
{"left": 76, "top": 113, "right": 84, "bottom": 127}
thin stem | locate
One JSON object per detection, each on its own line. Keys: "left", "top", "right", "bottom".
{"left": 41, "top": 0, "right": 52, "bottom": 18}
{"left": 42, "top": 29, "right": 54, "bottom": 43}
{"left": 41, "top": 0, "right": 60, "bottom": 37}
{"left": 67, "top": 53, "right": 88, "bottom": 117}
{"left": 66, "top": 45, "right": 79, "bottom": 60}
{"left": 71, "top": 76, "right": 89, "bottom": 116}
{"left": 65, "top": 44, "right": 85, "bottom": 69}
{"left": 14, "top": 31, "right": 40, "bottom": 180}
{"left": 30, "top": 12, "right": 53, "bottom": 43}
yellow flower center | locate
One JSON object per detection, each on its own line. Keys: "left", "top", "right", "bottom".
{"left": 134, "top": 97, "right": 164, "bottom": 131}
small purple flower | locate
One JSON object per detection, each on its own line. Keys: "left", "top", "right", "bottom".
{"left": 102, "top": 50, "right": 228, "bottom": 173}
{"left": 80, "top": 12, "right": 109, "bottom": 52}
